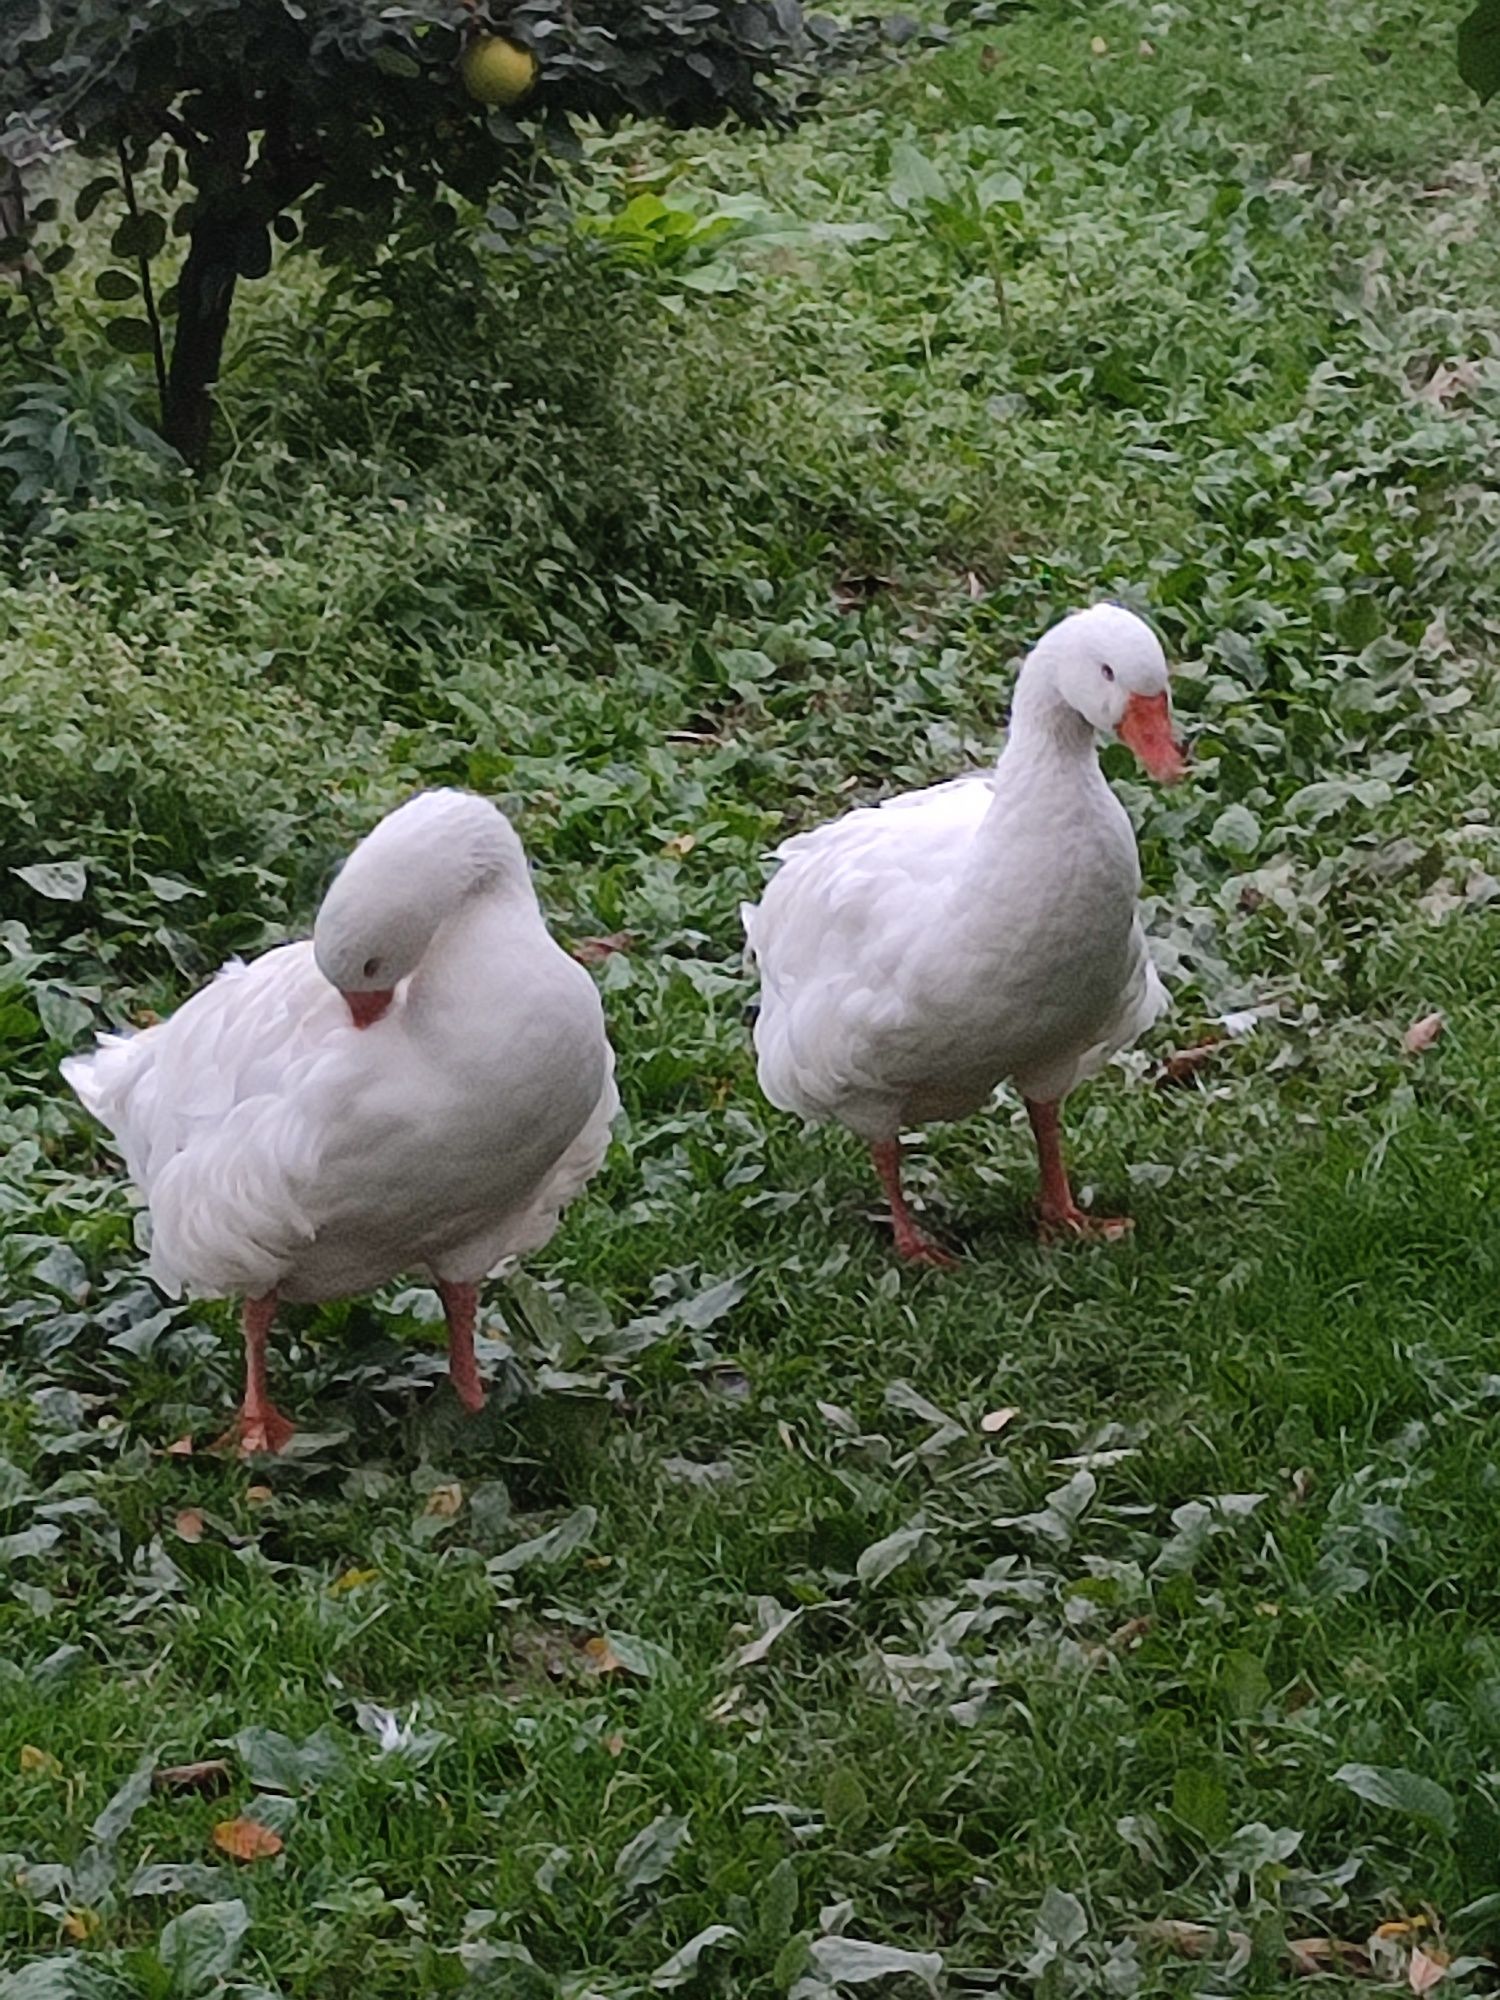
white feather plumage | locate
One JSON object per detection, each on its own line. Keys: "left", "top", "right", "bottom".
{"left": 64, "top": 790, "right": 618, "bottom": 1307}
{"left": 741, "top": 604, "right": 1180, "bottom": 1252}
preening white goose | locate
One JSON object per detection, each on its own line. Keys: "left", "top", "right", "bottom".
{"left": 63, "top": 789, "right": 619, "bottom": 1451}
{"left": 741, "top": 604, "right": 1185, "bottom": 1265}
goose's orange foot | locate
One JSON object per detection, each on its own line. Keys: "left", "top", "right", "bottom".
{"left": 1038, "top": 1205, "right": 1133, "bottom": 1246}
{"left": 215, "top": 1402, "right": 297, "bottom": 1457}
{"left": 870, "top": 1140, "right": 959, "bottom": 1271}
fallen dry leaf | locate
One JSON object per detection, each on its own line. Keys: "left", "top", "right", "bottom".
{"left": 165, "top": 1435, "right": 194, "bottom": 1458}
{"left": 174, "top": 1508, "right": 205, "bottom": 1543}
{"left": 1138, "top": 37, "right": 1155, "bottom": 54}
{"left": 1148, "top": 1920, "right": 1373, "bottom": 1979}
{"left": 1376, "top": 1919, "right": 1431, "bottom": 1941}
{"left": 1145, "top": 1920, "right": 1249, "bottom": 1962}
{"left": 660, "top": 832, "right": 696, "bottom": 859}
{"left": 1090, "top": 34, "right": 1108, "bottom": 53}
{"left": 1288, "top": 1937, "right": 1372, "bottom": 1978}
{"left": 1156, "top": 1038, "right": 1223, "bottom": 1087}
{"left": 1107, "top": 1615, "right": 1154, "bottom": 1653}
{"left": 60, "top": 1910, "right": 99, "bottom": 1943}
{"left": 606, "top": 1732, "right": 626, "bottom": 1757}
{"left": 422, "top": 1482, "right": 463, "bottom": 1519}
{"left": 329, "top": 1566, "right": 379, "bottom": 1595}
{"left": 154, "top": 1759, "right": 231, "bottom": 1798}
{"left": 980, "top": 1407, "right": 1020, "bottom": 1435}
{"left": 245, "top": 1484, "right": 273, "bottom": 1504}
{"left": 1410, "top": 1947, "right": 1448, "bottom": 1994}
{"left": 1286, "top": 1939, "right": 1329, "bottom": 1975}
{"left": 20, "top": 1746, "right": 62, "bottom": 1778}
{"left": 583, "top": 1636, "right": 623, "bottom": 1676}
{"left": 1403, "top": 1011, "right": 1445, "bottom": 1055}
{"left": 1413, "top": 360, "right": 1481, "bottom": 408}
{"left": 213, "top": 1817, "right": 284, "bottom": 1863}
{"left": 570, "top": 932, "right": 634, "bottom": 966}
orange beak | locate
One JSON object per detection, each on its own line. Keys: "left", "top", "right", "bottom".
{"left": 1116, "top": 691, "right": 1186, "bottom": 784}
{"left": 345, "top": 988, "right": 394, "bottom": 1029}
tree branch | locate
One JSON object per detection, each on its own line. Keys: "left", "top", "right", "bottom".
{"left": 158, "top": 109, "right": 203, "bottom": 151}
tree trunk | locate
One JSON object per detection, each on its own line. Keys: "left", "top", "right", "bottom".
{"left": 0, "top": 158, "right": 27, "bottom": 274}
{"left": 164, "top": 217, "right": 240, "bottom": 471}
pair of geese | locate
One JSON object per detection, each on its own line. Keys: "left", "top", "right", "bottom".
{"left": 64, "top": 604, "right": 1185, "bottom": 1451}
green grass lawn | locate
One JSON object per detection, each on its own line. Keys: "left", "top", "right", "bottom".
{"left": 4, "top": 0, "right": 1500, "bottom": 1992}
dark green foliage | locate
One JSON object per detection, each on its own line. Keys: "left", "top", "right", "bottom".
{"left": 0, "top": 0, "right": 843, "bottom": 464}
{"left": 1458, "top": 0, "right": 1500, "bottom": 100}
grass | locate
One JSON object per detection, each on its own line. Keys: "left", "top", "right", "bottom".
{"left": 4, "top": 0, "right": 1500, "bottom": 1992}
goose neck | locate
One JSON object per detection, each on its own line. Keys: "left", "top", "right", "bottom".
{"left": 1005, "top": 661, "right": 1096, "bottom": 762}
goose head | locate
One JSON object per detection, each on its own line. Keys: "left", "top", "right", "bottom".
{"left": 1034, "top": 603, "right": 1186, "bottom": 784}
{"left": 313, "top": 790, "right": 524, "bottom": 1028}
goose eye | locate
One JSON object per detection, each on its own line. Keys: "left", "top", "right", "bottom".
{"left": 362, "top": 956, "right": 381, "bottom": 979}
{"left": 1101, "top": 663, "right": 1116, "bottom": 683}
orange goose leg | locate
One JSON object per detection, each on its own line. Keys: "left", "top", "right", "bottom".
{"left": 1026, "top": 1098, "right": 1131, "bottom": 1242}
{"left": 870, "top": 1140, "right": 957, "bottom": 1268}
{"left": 219, "top": 1292, "right": 297, "bottom": 1455}
{"left": 438, "top": 1280, "right": 486, "bottom": 1413}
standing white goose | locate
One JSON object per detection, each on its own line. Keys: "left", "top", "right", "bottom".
{"left": 63, "top": 789, "right": 618, "bottom": 1450}
{"left": 742, "top": 604, "right": 1185, "bottom": 1265}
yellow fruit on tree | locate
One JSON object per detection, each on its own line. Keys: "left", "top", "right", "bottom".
{"left": 461, "top": 35, "right": 539, "bottom": 106}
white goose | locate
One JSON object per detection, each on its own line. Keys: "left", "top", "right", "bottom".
{"left": 63, "top": 789, "right": 618, "bottom": 1451}
{"left": 742, "top": 604, "right": 1185, "bottom": 1265}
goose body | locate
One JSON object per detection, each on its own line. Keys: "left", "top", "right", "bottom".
{"left": 64, "top": 789, "right": 618, "bottom": 1444}
{"left": 742, "top": 604, "right": 1184, "bottom": 1262}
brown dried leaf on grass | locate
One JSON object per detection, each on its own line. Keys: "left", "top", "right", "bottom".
{"left": 1156, "top": 1038, "right": 1223, "bottom": 1087}
{"left": 213, "top": 1817, "right": 284, "bottom": 1862}
{"left": 1144, "top": 1921, "right": 1246, "bottom": 1961}
{"left": 1412, "top": 360, "right": 1481, "bottom": 407}
{"left": 571, "top": 932, "right": 634, "bottom": 966}
{"left": 1107, "top": 1616, "right": 1154, "bottom": 1654}
{"left": 1403, "top": 1012, "right": 1445, "bottom": 1054}
{"left": 1287, "top": 1937, "right": 1373, "bottom": 1977}
{"left": 1409, "top": 1947, "right": 1448, "bottom": 1994}
{"left": 174, "top": 1509, "right": 205, "bottom": 1543}
{"left": 155, "top": 1760, "right": 232, "bottom": 1798}
{"left": 1146, "top": 1919, "right": 1446, "bottom": 1983}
